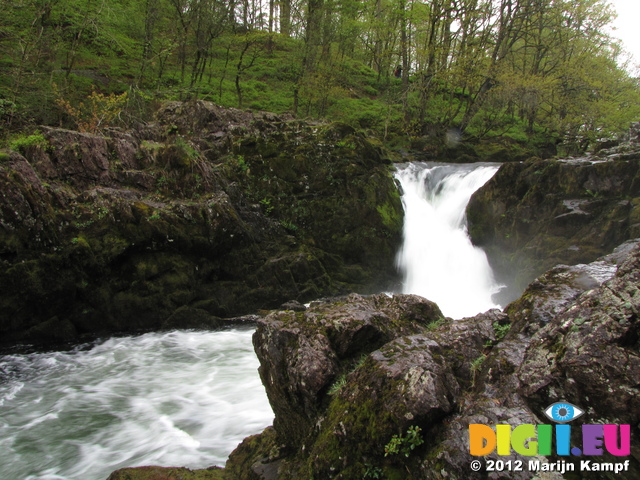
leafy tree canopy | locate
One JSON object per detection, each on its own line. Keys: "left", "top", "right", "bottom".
{"left": 1, "top": 0, "right": 638, "bottom": 153}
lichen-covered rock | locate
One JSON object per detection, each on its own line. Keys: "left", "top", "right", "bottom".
{"left": 0, "top": 102, "right": 403, "bottom": 346}
{"left": 302, "top": 334, "right": 461, "bottom": 479}
{"left": 243, "top": 293, "right": 503, "bottom": 479}
{"left": 467, "top": 155, "right": 640, "bottom": 304}
{"left": 224, "top": 241, "right": 640, "bottom": 479}
{"left": 421, "top": 241, "right": 640, "bottom": 479}
{"left": 252, "top": 293, "right": 446, "bottom": 451}
{"left": 518, "top": 244, "right": 640, "bottom": 429}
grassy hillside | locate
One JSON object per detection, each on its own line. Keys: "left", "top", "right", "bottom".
{"left": 2, "top": 0, "right": 639, "bottom": 157}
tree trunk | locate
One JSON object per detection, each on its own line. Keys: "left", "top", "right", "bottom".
{"left": 279, "top": 0, "right": 291, "bottom": 36}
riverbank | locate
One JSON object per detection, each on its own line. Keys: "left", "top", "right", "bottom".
{"left": 0, "top": 101, "right": 403, "bottom": 347}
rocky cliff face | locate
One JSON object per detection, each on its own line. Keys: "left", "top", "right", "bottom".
{"left": 210, "top": 239, "right": 639, "bottom": 480}
{"left": 0, "top": 101, "right": 403, "bottom": 346}
{"left": 467, "top": 140, "right": 640, "bottom": 304}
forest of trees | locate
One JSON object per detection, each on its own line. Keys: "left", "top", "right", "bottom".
{"left": 1, "top": 0, "right": 639, "bottom": 151}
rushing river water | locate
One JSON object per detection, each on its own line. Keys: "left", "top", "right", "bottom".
{"left": 0, "top": 328, "right": 273, "bottom": 480}
{"left": 1, "top": 162, "right": 501, "bottom": 479}
{"left": 395, "top": 162, "right": 502, "bottom": 318}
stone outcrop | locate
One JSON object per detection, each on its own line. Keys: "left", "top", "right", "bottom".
{"left": 252, "top": 293, "right": 448, "bottom": 454}
{"left": 0, "top": 101, "right": 403, "bottom": 346}
{"left": 207, "top": 240, "right": 639, "bottom": 480}
{"left": 467, "top": 151, "right": 640, "bottom": 304}
{"left": 106, "top": 466, "right": 225, "bottom": 480}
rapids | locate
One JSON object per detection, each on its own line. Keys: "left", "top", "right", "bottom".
{"left": 0, "top": 328, "right": 273, "bottom": 480}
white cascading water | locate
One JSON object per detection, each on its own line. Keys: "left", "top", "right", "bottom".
{"left": 0, "top": 328, "right": 273, "bottom": 480}
{"left": 395, "top": 162, "right": 502, "bottom": 319}
{"left": 0, "top": 162, "right": 501, "bottom": 480}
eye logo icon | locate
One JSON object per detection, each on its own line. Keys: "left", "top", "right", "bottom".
{"left": 543, "top": 402, "right": 584, "bottom": 423}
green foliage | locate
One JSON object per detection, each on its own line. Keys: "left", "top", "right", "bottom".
{"left": 327, "top": 374, "right": 347, "bottom": 396}
{"left": 174, "top": 136, "right": 199, "bottom": 160}
{"left": 55, "top": 87, "right": 128, "bottom": 133}
{"left": 328, "top": 354, "right": 368, "bottom": 396}
{"left": 384, "top": 425, "right": 424, "bottom": 458}
{"left": 493, "top": 321, "right": 511, "bottom": 342}
{"left": 0, "top": 0, "right": 638, "bottom": 151}
{"left": 156, "top": 175, "right": 169, "bottom": 191}
{"left": 259, "top": 197, "right": 274, "bottom": 216}
{"left": 235, "top": 155, "right": 249, "bottom": 173}
{"left": 280, "top": 220, "right": 298, "bottom": 232}
{"left": 426, "top": 317, "right": 445, "bottom": 332}
{"left": 363, "top": 463, "right": 385, "bottom": 479}
{"left": 0, "top": 99, "right": 16, "bottom": 124}
{"left": 585, "top": 189, "right": 601, "bottom": 199}
{"left": 471, "top": 355, "right": 486, "bottom": 373}
{"left": 10, "top": 133, "right": 48, "bottom": 154}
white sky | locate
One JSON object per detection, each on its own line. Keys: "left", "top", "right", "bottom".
{"left": 608, "top": 0, "right": 640, "bottom": 74}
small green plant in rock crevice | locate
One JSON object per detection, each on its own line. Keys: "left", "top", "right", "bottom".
{"left": 10, "top": 133, "right": 48, "bottom": 154}
{"left": 363, "top": 463, "right": 385, "bottom": 479}
{"left": 484, "top": 321, "right": 512, "bottom": 349}
{"left": 470, "top": 354, "right": 486, "bottom": 387}
{"left": 493, "top": 321, "right": 511, "bottom": 341}
{"left": 327, "top": 353, "right": 369, "bottom": 396}
{"left": 260, "top": 197, "right": 274, "bottom": 215}
{"left": 384, "top": 425, "right": 424, "bottom": 458}
{"left": 327, "top": 374, "right": 347, "bottom": 396}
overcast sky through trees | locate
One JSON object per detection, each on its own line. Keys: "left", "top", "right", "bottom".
{"left": 609, "top": 0, "right": 640, "bottom": 73}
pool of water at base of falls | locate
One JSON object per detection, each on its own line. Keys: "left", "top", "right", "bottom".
{"left": 0, "top": 162, "right": 504, "bottom": 480}
{"left": 0, "top": 328, "right": 273, "bottom": 480}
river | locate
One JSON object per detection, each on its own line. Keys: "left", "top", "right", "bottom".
{"left": 0, "top": 328, "right": 272, "bottom": 479}
{"left": 0, "top": 162, "right": 499, "bottom": 479}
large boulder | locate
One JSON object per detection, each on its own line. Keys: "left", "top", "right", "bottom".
{"left": 0, "top": 102, "right": 403, "bottom": 346}
{"left": 252, "top": 293, "right": 447, "bottom": 452}
{"left": 467, "top": 154, "right": 640, "bottom": 304}
{"left": 221, "top": 240, "right": 640, "bottom": 479}
{"left": 238, "top": 293, "right": 501, "bottom": 479}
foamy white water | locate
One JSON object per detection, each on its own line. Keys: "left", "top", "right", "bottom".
{"left": 0, "top": 328, "right": 273, "bottom": 480}
{"left": 395, "top": 162, "right": 502, "bottom": 318}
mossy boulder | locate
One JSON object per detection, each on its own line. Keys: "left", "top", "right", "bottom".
{"left": 252, "top": 293, "right": 445, "bottom": 452}
{"left": 244, "top": 293, "right": 501, "bottom": 479}
{"left": 223, "top": 241, "right": 640, "bottom": 479}
{"left": 467, "top": 155, "right": 640, "bottom": 304}
{"left": 0, "top": 101, "right": 403, "bottom": 346}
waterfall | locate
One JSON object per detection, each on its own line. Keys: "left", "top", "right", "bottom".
{"left": 395, "top": 162, "right": 502, "bottom": 319}
{"left": 0, "top": 161, "right": 502, "bottom": 479}
{"left": 0, "top": 328, "right": 273, "bottom": 480}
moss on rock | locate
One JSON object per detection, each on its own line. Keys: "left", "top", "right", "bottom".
{"left": 106, "top": 466, "right": 226, "bottom": 480}
{"left": 0, "top": 102, "right": 404, "bottom": 346}
{"left": 467, "top": 156, "right": 640, "bottom": 304}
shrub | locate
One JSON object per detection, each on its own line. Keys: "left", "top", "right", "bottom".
{"left": 10, "top": 133, "right": 48, "bottom": 154}
{"left": 384, "top": 425, "right": 424, "bottom": 458}
{"left": 55, "top": 87, "right": 128, "bottom": 134}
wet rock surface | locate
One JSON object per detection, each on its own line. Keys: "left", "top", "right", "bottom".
{"left": 0, "top": 101, "right": 403, "bottom": 346}
{"left": 467, "top": 142, "right": 640, "bottom": 304}
{"left": 210, "top": 240, "right": 640, "bottom": 479}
